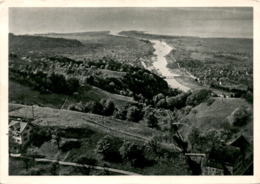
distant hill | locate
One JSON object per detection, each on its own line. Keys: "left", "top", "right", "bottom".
{"left": 9, "top": 33, "right": 83, "bottom": 51}
{"left": 37, "top": 31, "right": 110, "bottom": 37}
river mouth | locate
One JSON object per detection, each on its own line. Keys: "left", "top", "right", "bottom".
{"left": 150, "top": 40, "right": 190, "bottom": 92}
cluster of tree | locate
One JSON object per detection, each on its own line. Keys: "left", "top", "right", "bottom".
{"left": 30, "top": 127, "right": 52, "bottom": 147}
{"left": 151, "top": 89, "right": 211, "bottom": 110}
{"left": 95, "top": 135, "right": 121, "bottom": 162}
{"left": 119, "top": 141, "right": 146, "bottom": 167}
{"left": 10, "top": 69, "right": 80, "bottom": 95}
{"left": 69, "top": 99, "right": 115, "bottom": 116}
{"left": 10, "top": 54, "right": 172, "bottom": 102}
{"left": 95, "top": 136, "right": 148, "bottom": 168}
{"left": 188, "top": 128, "right": 232, "bottom": 153}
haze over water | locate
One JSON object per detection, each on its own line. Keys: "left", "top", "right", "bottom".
{"left": 10, "top": 7, "right": 252, "bottom": 38}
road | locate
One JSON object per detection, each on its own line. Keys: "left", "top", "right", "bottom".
{"left": 10, "top": 154, "right": 141, "bottom": 175}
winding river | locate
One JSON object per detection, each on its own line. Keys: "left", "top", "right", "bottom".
{"left": 110, "top": 31, "right": 190, "bottom": 92}
{"left": 150, "top": 40, "right": 190, "bottom": 92}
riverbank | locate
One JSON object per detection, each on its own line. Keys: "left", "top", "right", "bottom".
{"left": 109, "top": 31, "right": 196, "bottom": 92}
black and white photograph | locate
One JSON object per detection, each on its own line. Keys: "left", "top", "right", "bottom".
{"left": 5, "top": 5, "right": 255, "bottom": 177}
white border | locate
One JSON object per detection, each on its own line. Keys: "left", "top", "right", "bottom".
{"left": 1, "top": 1, "right": 260, "bottom": 184}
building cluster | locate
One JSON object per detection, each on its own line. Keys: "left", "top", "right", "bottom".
{"left": 186, "top": 135, "right": 253, "bottom": 175}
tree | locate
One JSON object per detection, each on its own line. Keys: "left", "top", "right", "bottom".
{"left": 146, "top": 136, "right": 161, "bottom": 156}
{"left": 188, "top": 128, "right": 225, "bottom": 152}
{"left": 145, "top": 112, "right": 158, "bottom": 128}
{"left": 156, "top": 98, "right": 167, "bottom": 108}
{"left": 100, "top": 99, "right": 115, "bottom": 116}
{"left": 126, "top": 106, "right": 142, "bottom": 122}
{"left": 230, "top": 106, "right": 251, "bottom": 126}
{"left": 66, "top": 77, "right": 80, "bottom": 94}
{"left": 166, "top": 91, "right": 191, "bottom": 109}
{"left": 49, "top": 73, "right": 67, "bottom": 93}
{"left": 153, "top": 93, "right": 165, "bottom": 104}
{"left": 119, "top": 141, "right": 145, "bottom": 167}
{"left": 85, "top": 101, "right": 103, "bottom": 115}
{"left": 95, "top": 136, "right": 114, "bottom": 160}
{"left": 186, "top": 89, "right": 211, "bottom": 106}
{"left": 31, "top": 127, "right": 51, "bottom": 147}
{"left": 50, "top": 161, "right": 59, "bottom": 175}
{"left": 53, "top": 129, "right": 61, "bottom": 149}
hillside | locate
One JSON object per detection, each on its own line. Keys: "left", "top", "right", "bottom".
{"left": 9, "top": 103, "right": 180, "bottom": 151}
{"left": 179, "top": 97, "right": 253, "bottom": 142}
{"left": 9, "top": 33, "right": 83, "bottom": 52}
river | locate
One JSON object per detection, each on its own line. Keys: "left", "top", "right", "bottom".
{"left": 110, "top": 31, "right": 190, "bottom": 92}
{"left": 150, "top": 40, "right": 190, "bottom": 92}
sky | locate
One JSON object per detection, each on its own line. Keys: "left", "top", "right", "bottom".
{"left": 9, "top": 7, "right": 253, "bottom": 38}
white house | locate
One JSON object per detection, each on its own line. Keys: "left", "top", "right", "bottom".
{"left": 9, "top": 119, "right": 33, "bottom": 153}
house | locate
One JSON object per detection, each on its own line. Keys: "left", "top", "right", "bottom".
{"left": 202, "top": 135, "right": 253, "bottom": 175}
{"left": 202, "top": 145, "right": 240, "bottom": 175}
{"left": 9, "top": 118, "right": 33, "bottom": 153}
{"left": 227, "top": 135, "right": 253, "bottom": 175}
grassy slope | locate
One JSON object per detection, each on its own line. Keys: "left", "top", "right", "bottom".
{"left": 9, "top": 103, "right": 161, "bottom": 142}
{"left": 9, "top": 80, "right": 134, "bottom": 109}
{"left": 179, "top": 97, "right": 253, "bottom": 142}
{"left": 9, "top": 103, "right": 189, "bottom": 175}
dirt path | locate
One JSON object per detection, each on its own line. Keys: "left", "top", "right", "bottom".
{"left": 10, "top": 154, "right": 141, "bottom": 175}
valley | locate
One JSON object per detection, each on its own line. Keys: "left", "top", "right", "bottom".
{"left": 9, "top": 30, "right": 253, "bottom": 176}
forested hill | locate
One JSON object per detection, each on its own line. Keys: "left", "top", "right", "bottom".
{"left": 9, "top": 33, "right": 83, "bottom": 51}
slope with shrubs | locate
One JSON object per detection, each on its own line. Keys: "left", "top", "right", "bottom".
{"left": 179, "top": 97, "right": 253, "bottom": 142}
